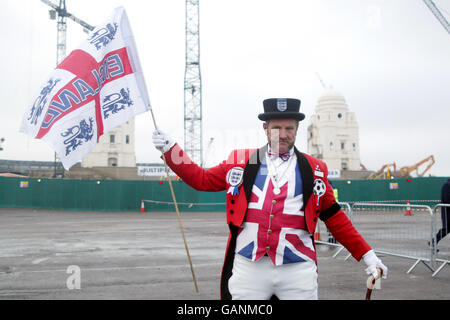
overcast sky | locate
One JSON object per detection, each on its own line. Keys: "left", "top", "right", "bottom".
{"left": 1, "top": 0, "right": 449, "bottom": 176}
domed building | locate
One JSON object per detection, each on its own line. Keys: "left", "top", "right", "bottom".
{"left": 81, "top": 120, "right": 136, "bottom": 168}
{"left": 307, "top": 90, "right": 360, "bottom": 174}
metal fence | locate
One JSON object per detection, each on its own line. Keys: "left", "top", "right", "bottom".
{"left": 316, "top": 201, "right": 450, "bottom": 277}
{"left": 315, "top": 202, "right": 352, "bottom": 258}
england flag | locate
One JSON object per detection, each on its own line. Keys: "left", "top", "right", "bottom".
{"left": 20, "top": 7, "right": 151, "bottom": 170}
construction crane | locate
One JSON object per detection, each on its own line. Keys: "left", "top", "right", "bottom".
{"left": 367, "top": 163, "right": 397, "bottom": 180}
{"left": 40, "top": 0, "right": 94, "bottom": 177}
{"left": 398, "top": 155, "right": 435, "bottom": 177}
{"left": 422, "top": 0, "right": 450, "bottom": 35}
{"left": 315, "top": 72, "right": 332, "bottom": 90}
{"left": 184, "top": 0, "right": 203, "bottom": 165}
{"left": 41, "top": 0, "right": 94, "bottom": 66}
{"left": 367, "top": 156, "right": 435, "bottom": 179}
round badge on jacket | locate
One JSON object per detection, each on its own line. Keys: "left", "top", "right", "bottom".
{"left": 313, "top": 178, "right": 326, "bottom": 205}
{"left": 226, "top": 167, "right": 244, "bottom": 196}
{"left": 313, "top": 179, "right": 326, "bottom": 197}
{"left": 227, "top": 167, "right": 244, "bottom": 186}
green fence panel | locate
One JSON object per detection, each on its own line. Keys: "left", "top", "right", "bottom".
{"left": 1, "top": 178, "right": 15, "bottom": 207}
{"left": 62, "top": 180, "right": 77, "bottom": 210}
{"left": 118, "top": 180, "right": 137, "bottom": 211}
{"left": 331, "top": 177, "right": 448, "bottom": 205}
{"left": 73, "top": 180, "right": 90, "bottom": 210}
{"left": 0, "top": 176, "right": 448, "bottom": 212}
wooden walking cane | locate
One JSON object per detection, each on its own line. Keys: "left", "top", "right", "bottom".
{"left": 365, "top": 268, "right": 383, "bottom": 300}
{"left": 150, "top": 109, "right": 199, "bottom": 293}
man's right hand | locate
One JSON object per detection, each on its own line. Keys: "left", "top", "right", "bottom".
{"left": 152, "top": 129, "right": 175, "bottom": 153}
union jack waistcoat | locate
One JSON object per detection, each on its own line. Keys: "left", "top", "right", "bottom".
{"left": 236, "top": 155, "right": 317, "bottom": 265}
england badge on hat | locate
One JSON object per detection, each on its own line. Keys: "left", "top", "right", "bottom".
{"left": 258, "top": 98, "right": 305, "bottom": 121}
{"left": 277, "top": 98, "right": 287, "bottom": 112}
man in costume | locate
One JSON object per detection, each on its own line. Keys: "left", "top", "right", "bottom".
{"left": 152, "top": 98, "right": 387, "bottom": 300}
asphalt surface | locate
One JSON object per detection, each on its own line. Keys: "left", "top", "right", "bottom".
{"left": 0, "top": 207, "right": 449, "bottom": 300}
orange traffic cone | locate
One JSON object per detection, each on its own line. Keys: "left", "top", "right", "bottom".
{"left": 140, "top": 200, "right": 145, "bottom": 213}
{"left": 405, "top": 200, "right": 412, "bottom": 216}
{"left": 314, "top": 223, "right": 321, "bottom": 241}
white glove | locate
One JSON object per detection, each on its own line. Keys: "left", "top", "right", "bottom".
{"left": 363, "top": 250, "right": 388, "bottom": 279}
{"left": 152, "top": 129, "right": 175, "bottom": 153}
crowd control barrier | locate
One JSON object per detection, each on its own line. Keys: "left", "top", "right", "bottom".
{"left": 315, "top": 201, "right": 449, "bottom": 277}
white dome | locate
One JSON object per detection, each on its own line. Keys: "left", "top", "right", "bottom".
{"left": 316, "top": 89, "right": 348, "bottom": 112}
{"left": 317, "top": 90, "right": 346, "bottom": 104}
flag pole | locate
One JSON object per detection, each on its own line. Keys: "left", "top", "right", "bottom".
{"left": 149, "top": 108, "right": 199, "bottom": 293}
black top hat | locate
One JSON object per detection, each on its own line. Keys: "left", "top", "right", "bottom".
{"left": 258, "top": 98, "right": 305, "bottom": 121}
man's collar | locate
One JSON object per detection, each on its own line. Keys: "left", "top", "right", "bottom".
{"left": 267, "top": 144, "right": 294, "bottom": 161}
{"left": 267, "top": 144, "right": 294, "bottom": 156}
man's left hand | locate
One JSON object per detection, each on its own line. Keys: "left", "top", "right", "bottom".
{"left": 363, "top": 250, "right": 388, "bottom": 279}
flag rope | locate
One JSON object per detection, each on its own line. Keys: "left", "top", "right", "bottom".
{"left": 150, "top": 108, "right": 199, "bottom": 293}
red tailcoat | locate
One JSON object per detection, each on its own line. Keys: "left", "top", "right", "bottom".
{"left": 164, "top": 143, "right": 371, "bottom": 299}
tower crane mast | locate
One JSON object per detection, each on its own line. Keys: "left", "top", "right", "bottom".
{"left": 184, "top": 0, "right": 203, "bottom": 165}
{"left": 422, "top": 0, "right": 450, "bottom": 34}
{"left": 41, "top": 0, "right": 94, "bottom": 65}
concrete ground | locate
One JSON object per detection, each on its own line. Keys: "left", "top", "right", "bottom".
{"left": 0, "top": 207, "right": 449, "bottom": 300}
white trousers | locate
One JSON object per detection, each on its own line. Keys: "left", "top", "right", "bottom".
{"left": 229, "top": 254, "right": 318, "bottom": 300}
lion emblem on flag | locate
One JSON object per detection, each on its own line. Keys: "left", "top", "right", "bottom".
{"left": 89, "top": 23, "right": 118, "bottom": 50}
{"left": 61, "top": 117, "right": 94, "bottom": 156}
{"left": 102, "top": 88, "right": 133, "bottom": 119}
{"left": 28, "top": 78, "right": 60, "bottom": 125}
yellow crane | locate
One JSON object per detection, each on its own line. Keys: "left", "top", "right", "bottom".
{"left": 367, "top": 163, "right": 397, "bottom": 179}
{"left": 398, "top": 155, "right": 435, "bottom": 177}
{"left": 368, "top": 155, "right": 435, "bottom": 179}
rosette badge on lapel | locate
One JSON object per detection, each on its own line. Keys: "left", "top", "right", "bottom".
{"left": 226, "top": 167, "right": 244, "bottom": 196}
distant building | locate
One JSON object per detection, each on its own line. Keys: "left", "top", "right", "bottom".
{"left": 0, "top": 159, "right": 67, "bottom": 175}
{"left": 307, "top": 90, "right": 361, "bottom": 172}
{"left": 82, "top": 120, "right": 136, "bottom": 168}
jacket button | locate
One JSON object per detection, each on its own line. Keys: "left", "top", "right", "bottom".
{"left": 266, "top": 246, "right": 270, "bottom": 251}
{"left": 230, "top": 200, "right": 235, "bottom": 204}
{"left": 316, "top": 209, "right": 320, "bottom": 213}
{"left": 268, "top": 229, "right": 272, "bottom": 234}
{"left": 230, "top": 210, "right": 234, "bottom": 214}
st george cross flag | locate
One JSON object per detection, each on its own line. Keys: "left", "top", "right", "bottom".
{"left": 20, "top": 7, "right": 151, "bottom": 170}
